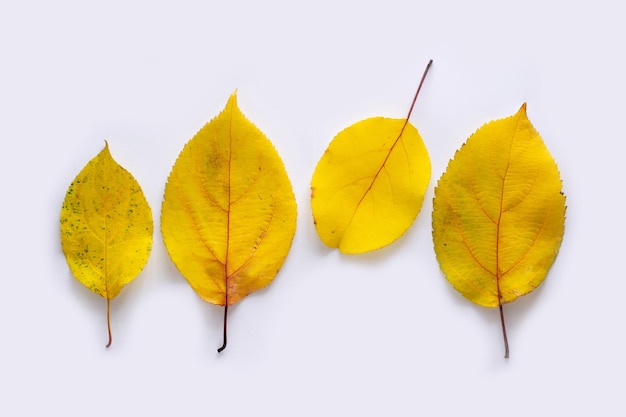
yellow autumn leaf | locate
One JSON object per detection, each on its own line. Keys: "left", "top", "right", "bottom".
{"left": 311, "top": 61, "right": 432, "bottom": 254}
{"left": 161, "top": 92, "right": 297, "bottom": 352}
{"left": 60, "top": 142, "right": 153, "bottom": 347}
{"left": 432, "top": 104, "right": 566, "bottom": 357}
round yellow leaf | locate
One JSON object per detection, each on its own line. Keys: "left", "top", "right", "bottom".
{"left": 311, "top": 117, "right": 431, "bottom": 254}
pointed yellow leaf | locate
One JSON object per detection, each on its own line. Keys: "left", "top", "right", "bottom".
{"left": 60, "top": 142, "right": 153, "bottom": 346}
{"left": 311, "top": 117, "right": 431, "bottom": 254}
{"left": 432, "top": 104, "right": 566, "bottom": 356}
{"left": 161, "top": 92, "right": 296, "bottom": 350}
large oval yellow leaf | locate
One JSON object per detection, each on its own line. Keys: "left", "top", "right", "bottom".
{"left": 60, "top": 142, "right": 153, "bottom": 346}
{"left": 311, "top": 117, "right": 431, "bottom": 254}
{"left": 432, "top": 104, "right": 566, "bottom": 356}
{"left": 161, "top": 92, "right": 296, "bottom": 350}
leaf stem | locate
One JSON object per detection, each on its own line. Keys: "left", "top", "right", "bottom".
{"left": 407, "top": 59, "right": 433, "bottom": 120}
{"left": 217, "top": 302, "right": 228, "bottom": 353}
{"left": 105, "top": 298, "right": 112, "bottom": 348}
{"left": 499, "top": 304, "right": 509, "bottom": 358}
{"left": 399, "top": 59, "right": 433, "bottom": 137}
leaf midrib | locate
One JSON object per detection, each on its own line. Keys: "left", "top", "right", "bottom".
{"left": 342, "top": 119, "right": 410, "bottom": 240}
{"left": 495, "top": 115, "right": 523, "bottom": 305}
{"left": 224, "top": 103, "right": 234, "bottom": 306}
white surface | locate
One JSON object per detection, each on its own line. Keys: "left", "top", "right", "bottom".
{"left": 1, "top": 0, "right": 624, "bottom": 415}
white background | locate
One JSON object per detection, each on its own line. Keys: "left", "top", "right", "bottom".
{"left": 1, "top": 0, "right": 624, "bottom": 415}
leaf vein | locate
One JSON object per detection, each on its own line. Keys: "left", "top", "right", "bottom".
{"left": 344, "top": 123, "right": 406, "bottom": 232}
{"left": 500, "top": 197, "right": 556, "bottom": 279}
{"left": 228, "top": 199, "right": 276, "bottom": 279}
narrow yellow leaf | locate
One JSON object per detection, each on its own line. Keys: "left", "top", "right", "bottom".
{"left": 432, "top": 104, "right": 566, "bottom": 357}
{"left": 60, "top": 142, "right": 153, "bottom": 347}
{"left": 311, "top": 61, "right": 432, "bottom": 254}
{"left": 161, "top": 92, "right": 297, "bottom": 352}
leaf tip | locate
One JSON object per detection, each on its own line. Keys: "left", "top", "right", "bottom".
{"left": 228, "top": 89, "right": 239, "bottom": 106}
{"left": 518, "top": 102, "right": 528, "bottom": 115}
{"left": 99, "top": 140, "right": 114, "bottom": 160}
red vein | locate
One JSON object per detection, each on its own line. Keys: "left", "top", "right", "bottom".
{"left": 217, "top": 101, "right": 235, "bottom": 353}
{"left": 499, "top": 192, "right": 555, "bottom": 279}
{"left": 452, "top": 221, "right": 495, "bottom": 278}
{"left": 500, "top": 171, "right": 536, "bottom": 214}
{"left": 228, "top": 203, "right": 276, "bottom": 279}
{"left": 495, "top": 115, "right": 523, "bottom": 303}
{"left": 343, "top": 60, "right": 432, "bottom": 233}
{"left": 197, "top": 164, "right": 228, "bottom": 213}
{"left": 225, "top": 105, "right": 234, "bottom": 297}
{"left": 103, "top": 161, "right": 112, "bottom": 348}
{"left": 469, "top": 166, "right": 497, "bottom": 224}
{"left": 179, "top": 188, "right": 223, "bottom": 269}
{"left": 229, "top": 160, "right": 263, "bottom": 206}
{"left": 448, "top": 199, "right": 495, "bottom": 278}
{"left": 494, "top": 114, "right": 523, "bottom": 359}
{"left": 438, "top": 202, "right": 493, "bottom": 300}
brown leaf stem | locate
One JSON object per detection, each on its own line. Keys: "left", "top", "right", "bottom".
{"left": 398, "top": 59, "right": 433, "bottom": 136}
{"left": 217, "top": 302, "right": 228, "bottom": 353}
{"left": 105, "top": 298, "right": 112, "bottom": 348}
{"left": 499, "top": 304, "right": 509, "bottom": 358}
